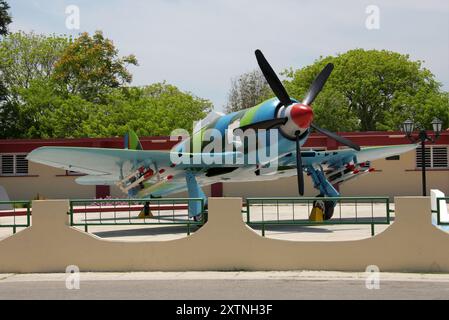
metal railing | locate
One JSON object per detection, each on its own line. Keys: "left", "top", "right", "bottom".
{"left": 0, "top": 201, "right": 32, "bottom": 234}
{"left": 245, "top": 197, "right": 392, "bottom": 237}
{"left": 68, "top": 198, "right": 206, "bottom": 235}
{"left": 436, "top": 197, "right": 449, "bottom": 226}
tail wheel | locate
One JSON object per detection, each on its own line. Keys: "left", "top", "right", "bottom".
{"left": 313, "top": 195, "right": 335, "bottom": 220}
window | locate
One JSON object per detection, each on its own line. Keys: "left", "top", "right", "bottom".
{"left": 416, "top": 146, "right": 448, "bottom": 169}
{"left": 0, "top": 154, "right": 29, "bottom": 176}
{"left": 1, "top": 155, "right": 14, "bottom": 175}
{"left": 16, "top": 155, "right": 29, "bottom": 174}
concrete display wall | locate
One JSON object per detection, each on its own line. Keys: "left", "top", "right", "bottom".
{"left": 0, "top": 197, "right": 448, "bottom": 273}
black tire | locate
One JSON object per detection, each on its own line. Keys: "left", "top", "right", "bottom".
{"left": 313, "top": 195, "right": 335, "bottom": 221}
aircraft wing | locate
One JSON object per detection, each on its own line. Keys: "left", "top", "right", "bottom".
{"left": 279, "top": 144, "right": 417, "bottom": 169}
{"left": 27, "top": 147, "right": 176, "bottom": 176}
{"left": 27, "top": 146, "right": 243, "bottom": 181}
{"left": 276, "top": 144, "right": 417, "bottom": 186}
{"left": 324, "top": 144, "right": 417, "bottom": 169}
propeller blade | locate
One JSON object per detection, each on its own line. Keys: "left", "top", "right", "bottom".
{"left": 255, "top": 49, "right": 292, "bottom": 107}
{"left": 303, "top": 63, "right": 334, "bottom": 106}
{"left": 236, "top": 118, "right": 288, "bottom": 133}
{"left": 295, "top": 132, "right": 305, "bottom": 196}
{"left": 311, "top": 123, "right": 361, "bottom": 151}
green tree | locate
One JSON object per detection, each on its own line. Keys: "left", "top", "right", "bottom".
{"left": 384, "top": 88, "right": 449, "bottom": 131}
{"left": 0, "top": 31, "right": 69, "bottom": 97}
{"left": 0, "top": 86, "right": 16, "bottom": 138}
{"left": 225, "top": 69, "right": 271, "bottom": 113}
{"left": 0, "top": 0, "right": 12, "bottom": 37}
{"left": 81, "top": 83, "right": 213, "bottom": 138}
{"left": 0, "top": 0, "right": 11, "bottom": 131}
{"left": 0, "top": 32, "right": 70, "bottom": 137}
{"left": 284, "top": 49, "right": 448, "bottom": 131}
{"left": 0, "top": 31, "right": 211, "bottom": 139}
{"left": 16, "top": 79, "right": 93, "bottom": 138}
{"left": 311, "top": 88, "right": 359, "bottom": 132}
{"left": 53, "top": 31, "right": 138, "bottom": 103}
{"left": 0, "top": 32, "right": 70, "bottom": 138}
{"left": 13, "top": 81, "right": 212, "bottom": 139}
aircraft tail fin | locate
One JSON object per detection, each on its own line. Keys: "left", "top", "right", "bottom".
{"left": 124, "top": 130, "right": 143, "bottom": 150}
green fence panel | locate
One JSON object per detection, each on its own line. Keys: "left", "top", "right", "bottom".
{"left": 68, "top": 198, "right": 205, "bottom": 236}
{"left": 245, "top": 197, "right": 392, "bottom": 237}
{"left": 0, "top": 201, "right": 32, "bottom": 234}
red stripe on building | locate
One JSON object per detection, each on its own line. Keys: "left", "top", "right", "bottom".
{"left": 1, "top": 131, "right": 447, "bottom": 154}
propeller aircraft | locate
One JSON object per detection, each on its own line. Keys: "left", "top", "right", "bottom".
{"left": 28, "top": 50, "right": 416, "bottom": 221}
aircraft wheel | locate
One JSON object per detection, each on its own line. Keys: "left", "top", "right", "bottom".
{"left": 193, "top": 214, "right": 203, "bottom": 223}
{"left": 191, "top": 203, "right": 207, "bottom": 228}
{"left": 193, "top": 204, "right": 208, "bottom": 224}
{"left": 313, "top": 195, "right": 335, "bottom": 221}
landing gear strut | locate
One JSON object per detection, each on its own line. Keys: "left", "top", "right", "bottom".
{"left": 307, "top": 165, "right": 338, "bottom": 222}
{"left": 186, "top": 171, "right": 207, "bottom": 220}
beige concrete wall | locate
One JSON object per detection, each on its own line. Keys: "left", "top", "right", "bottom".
{"left": 0, "top": 197, "right": 448, "bottom": 273}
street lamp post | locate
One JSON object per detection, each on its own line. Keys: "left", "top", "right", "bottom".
{"left": 402, "top": 118, "right": 443, "bottom": 196}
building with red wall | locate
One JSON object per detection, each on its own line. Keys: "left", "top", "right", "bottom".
{"left": 0, "top": 131, "right": 448, "bottom": 200}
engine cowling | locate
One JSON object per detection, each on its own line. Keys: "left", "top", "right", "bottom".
{"left": 277, "top": 103, "right": 314, "bottom": 139}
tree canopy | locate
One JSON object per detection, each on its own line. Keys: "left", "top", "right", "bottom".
{"left": 283, "top": 49, "right": 448, "bottom": 131}
{"left": 53, "top": 31, "right": 138, "bottom": 103}
{"left": 0, "top": 0, "right": 11, "bottom": 37}
{"left": 16, "top": 81, "right": 211, "bottom": 139}
{"left": 0, "top": 31, "right": 212, "bottom": 139}
{"left": 225, "top": 69, "right": 270, "bottom": 113}
{"left": 76, "top": 83, "right": 212, "bottom": 138}
{"left": 0, "top": 32, "right": 69, "bottom": 97}
{"left": 1, "top": 2, "right": 447, "bottom": 140}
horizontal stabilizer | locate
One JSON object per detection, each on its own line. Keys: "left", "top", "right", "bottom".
{"left": 355, "top": 144, "right": 418, "bottom": 163}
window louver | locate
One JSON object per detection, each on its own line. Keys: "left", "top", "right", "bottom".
{"left": 416, "top": 146, "right": 448, "bottom": 169}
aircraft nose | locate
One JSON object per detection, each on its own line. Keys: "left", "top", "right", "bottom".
{"left": 290, "top": 103, "right": 314, "bottom": 129}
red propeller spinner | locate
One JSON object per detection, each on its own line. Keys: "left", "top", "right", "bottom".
{"left": 290, "top": 103, "right": 314, "bottom": 129}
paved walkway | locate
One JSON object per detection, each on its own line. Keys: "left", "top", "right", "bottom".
{"left": 1, "top": 272, "right": 448, "bottom": 300}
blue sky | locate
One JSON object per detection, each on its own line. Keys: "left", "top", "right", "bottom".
{"left": 8, "top": 0, "right": 449, "bottom": 110}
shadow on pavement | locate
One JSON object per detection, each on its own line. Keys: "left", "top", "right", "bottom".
{"left": 93, "top": 225, "right": 199, "bottom": 238}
